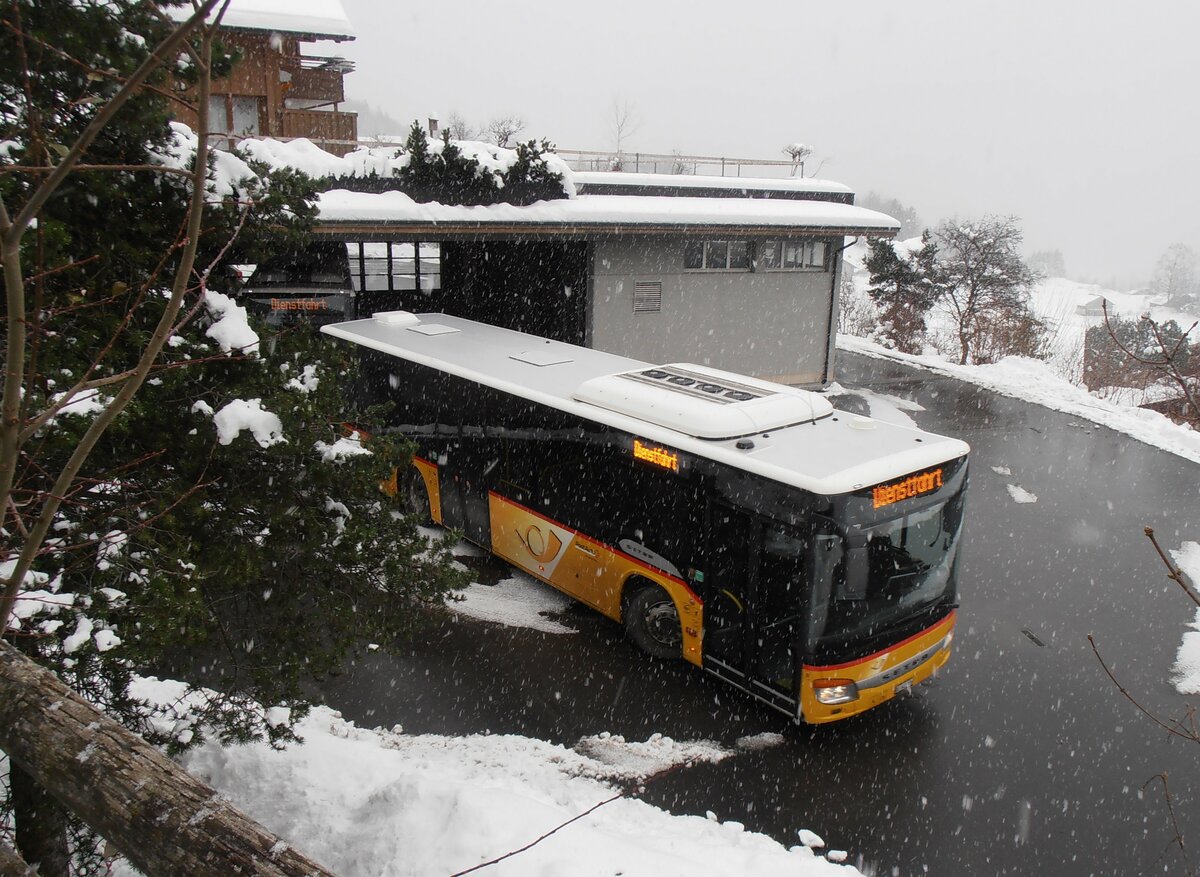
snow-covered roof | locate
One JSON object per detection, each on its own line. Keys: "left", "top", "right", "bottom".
{"left": 321, "top": 313, "right": 968, "bottom": 495}
{"left": 171, "top": 0, "right": 355, "bottom": 40}
{"left": 573, "top": 171, "right": 854, "bottom": 197}
{"left": 314, "top": 191, "right": 900, "bottom": 237}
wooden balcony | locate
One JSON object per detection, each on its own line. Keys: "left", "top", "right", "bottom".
{"left": 287, "top": 67, "right": 345, "bottom": 103}
{"left": 281, "top": 109, "right": 358, "bottom": 155}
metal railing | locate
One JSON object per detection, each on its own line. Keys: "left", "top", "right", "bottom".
{"left": 215, "top": 134, "right": 808, "bottom": 179}
{"left": 553, "top": 148, "right": 801, "bottom": 178}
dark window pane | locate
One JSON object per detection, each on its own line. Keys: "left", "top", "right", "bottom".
{"left": 782, "top": 241, "right": 804, "bottom": 269}
{"left": 683, "top": 240, "right": 704, "bottom": 269}
{"left": 705, "top": 240, "right": 729, "bottom": 270}
{"left": 759, "top": 240, "right": 782, "bottom": 270}
{"left": 729, "top": 241, "right": 751, "bottom": 270}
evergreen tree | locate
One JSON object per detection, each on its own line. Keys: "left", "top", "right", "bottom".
{"left": 502, "top": 138, "right": 571, "bottom": 205}
{"left": 1, "top": 4, "right": 462, "bottom": 872}
{"left": 389, "top": 121, "right": 566, "bottom": 206}
{"left": 864, "top": 232, "right": 939, "bottom": 354}
{"left": 395, "top": 121, "right": 444, "bottom": 202}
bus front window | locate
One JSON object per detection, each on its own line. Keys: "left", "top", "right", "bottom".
{"left": 809, "top": 486, "right": 965, "bottom": 654}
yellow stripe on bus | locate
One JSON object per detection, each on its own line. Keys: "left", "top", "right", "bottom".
{"left": 487, "top": 492, "right": 704, "bottom": 666}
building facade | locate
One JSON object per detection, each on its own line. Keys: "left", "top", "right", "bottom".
{"left": 172, "top": 1, "right": 357, "bottom": 153}
{"left": 312, "top": 175, "right": 899, "bottom": 385}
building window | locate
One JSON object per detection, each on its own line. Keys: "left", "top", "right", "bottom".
{"left": 756, "top": 239, "right": 828, "bottom": 271}
{"left": 207, "top": 94, "right": 263, "bottom": 147}
{"left": 683, "top": 240, "right": 753, "bottom": 272}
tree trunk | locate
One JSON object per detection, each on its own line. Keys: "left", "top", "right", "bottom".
{"left": 0, "top": 642, "right": 340, "bottom": 877}
{"left": 0, "top": 840, "right": 38, "bottom": 877}
{"left": 10, "top": 761, "right": 70, "bottom": 877}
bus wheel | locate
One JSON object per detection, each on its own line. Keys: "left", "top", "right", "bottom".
{"left": 624, "top": 584, "right": 682, "bottom": 660}
{"left": 402, "top": 466, "right": 431, "bottom": 522}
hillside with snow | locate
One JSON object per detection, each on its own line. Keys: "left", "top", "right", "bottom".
{"left": 839, "top": 239, "right": 1200, "bottom": 463}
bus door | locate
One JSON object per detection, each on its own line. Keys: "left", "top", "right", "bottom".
{"left": 701, "top": 505, "right": 803, "bottom": 715}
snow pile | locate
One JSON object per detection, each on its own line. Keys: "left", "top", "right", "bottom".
{"left": 235, "top": 133, "right": 577, "bottom": 198}
{"left": 448, "top": 571, "right": 578, "bottom": 635}
{"left": 574, "top": 731, "right": 732, "bottom": 781}
{"left": 238, "top": 135, "right": 405, "bottom": 180}
{"left": 154, "top": 123, "right": 258, "bottom": 198}
{"left": 1170, "top": 542, "right": 1200, "bottom": 694}
{"left": 114, "top": 679, "right": 857, "bottom": 877}
{"left": 211, "top": 399, "right": 285, "bottom": 448}
{"left": 203, "top": 291, "right": 260, "bottom": 354}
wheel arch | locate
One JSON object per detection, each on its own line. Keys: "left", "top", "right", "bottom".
{"left": 618, "top": 571, "right": 704, "bottom": 667}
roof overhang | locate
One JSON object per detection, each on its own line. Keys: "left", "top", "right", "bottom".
{"left": 312, "top": 191, "right": 900, "bottom": 242}
{"left": 168, "top": 0, "right": 356, "bottom": 42}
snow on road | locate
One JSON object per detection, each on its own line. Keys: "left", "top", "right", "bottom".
{"left": 114, "top": 679, "right": 858, "bottom": 877}
{"left": 449, "top": 572, "right": 578, "bottom": 635}
{"left": 1005, "top": 484, "right": 1038, "bottom": 504}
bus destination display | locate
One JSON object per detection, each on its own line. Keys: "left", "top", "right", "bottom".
{"left": 872, "top": 468, "right": 944, "bottom": 509}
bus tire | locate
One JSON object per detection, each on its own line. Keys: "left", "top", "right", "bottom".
{"left": 624, "top": 583, "right": 682, "bottom": 660}
{"left": 402, "top": 465, "right": 431, "bottom": 522}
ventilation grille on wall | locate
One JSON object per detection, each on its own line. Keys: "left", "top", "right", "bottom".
{"left": 633, "top": 281, "right": 662, "bottom": 314}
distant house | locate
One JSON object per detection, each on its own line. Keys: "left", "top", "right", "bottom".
{"left": 312, "top": 173, "right": 900, "bottom": 385}
{"left": 172, "top": 0, "right": 357, "bottom": 153}
{"left": 1076, "top": 295, "right": 1109, "bottom": 318}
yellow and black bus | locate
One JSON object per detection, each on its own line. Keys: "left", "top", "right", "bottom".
{"left": 322, "top": 312, "right": 969, "bottom": 723}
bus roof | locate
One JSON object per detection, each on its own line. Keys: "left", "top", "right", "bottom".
{"left": 321, "top": 313, "right": 969, "bottom": 496}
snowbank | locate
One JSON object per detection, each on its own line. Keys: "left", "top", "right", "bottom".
{"left": 1170, "top": 543, "right": 1200, "bottom": 694}
{"left": 113, "top": 679, "right": 858, "bottom": 877}
{"left": 836, "top": 335, "right": 1200, "bottom": 465}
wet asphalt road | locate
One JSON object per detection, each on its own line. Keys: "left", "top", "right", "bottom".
{"left": 321, "top": 352, "right": 1200, "bottom": 876}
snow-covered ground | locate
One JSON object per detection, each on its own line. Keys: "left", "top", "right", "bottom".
{"left": 110, "top": 678, "right": 856, "bottom": 877}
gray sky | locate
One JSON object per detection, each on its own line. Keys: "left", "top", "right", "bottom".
{"left": 335, "top": 0, "right": 1199, "bottom": 288}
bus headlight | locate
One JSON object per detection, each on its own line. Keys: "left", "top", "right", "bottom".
{"left": 813, "top": 678, "right": 860, "bottom": 705}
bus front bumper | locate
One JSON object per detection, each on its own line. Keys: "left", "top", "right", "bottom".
{"left": 800, "top": 611, "right": 956, "bottom": 724}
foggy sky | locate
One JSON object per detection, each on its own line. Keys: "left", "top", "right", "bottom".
{"left": 334, "top": 0, "right": 1199, "bottom": 289}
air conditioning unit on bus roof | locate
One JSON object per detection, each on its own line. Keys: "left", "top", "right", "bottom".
{"left": 573, "top": 364, "right": 834, "bottom": 440}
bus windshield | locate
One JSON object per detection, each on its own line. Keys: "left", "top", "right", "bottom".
{"left": 807, "top": 462, "right": 967, "bottom": 655}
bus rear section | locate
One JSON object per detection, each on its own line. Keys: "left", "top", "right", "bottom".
{"left": 323, "top": 312, "right": 969, "bottom": 724}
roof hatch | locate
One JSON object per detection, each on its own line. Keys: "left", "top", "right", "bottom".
{"left": 573, "top": 364, "right": 833, "bottom": 439}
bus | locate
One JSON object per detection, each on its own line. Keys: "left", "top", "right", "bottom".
{"left": 321, "top": 311, "right": 969, "bottom": 723}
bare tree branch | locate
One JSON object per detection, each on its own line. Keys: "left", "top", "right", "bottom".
{"left": 1088, "top": 634, "right": 1200, "bottom": 742}
{"left": 1143, "top": 773, "right": 1194, "bottom": 877}
{"left": 1145, "top": 527, "right": 1200, "bottom": 608}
